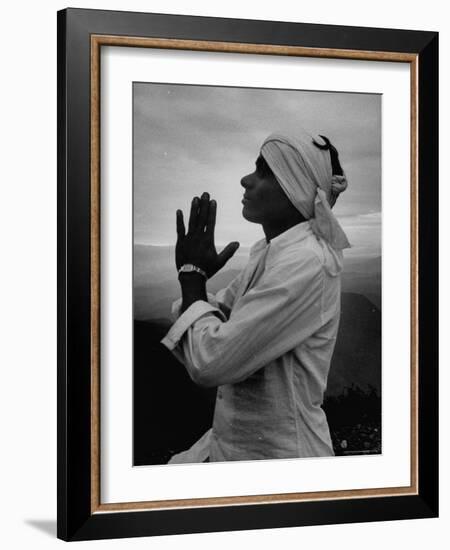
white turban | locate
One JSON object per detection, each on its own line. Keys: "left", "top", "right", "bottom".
{"left": 260, "top": 131, "right": 351, "bottom": 250}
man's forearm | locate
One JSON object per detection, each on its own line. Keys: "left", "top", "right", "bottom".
{"left": 179, "top": 273, "right": 208, "bottom": 313}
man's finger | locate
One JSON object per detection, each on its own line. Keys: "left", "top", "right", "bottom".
{"left": 176, "top": 210, "right": 185, "bottom": 239}
{"left": 205, "top": 199, "right": 217, "bottom": 238}
{"left": 217, "top": 241, "right": 240, "bottom": 269}
{"left": 197, "top": 192, "right": 210, "bottom": 232}
{"left": 188, "top": 196, "right": 199, "bottom": 233}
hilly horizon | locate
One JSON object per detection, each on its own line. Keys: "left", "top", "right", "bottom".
{"left": 134, "top": 243, "right": 382, "bottom": 319}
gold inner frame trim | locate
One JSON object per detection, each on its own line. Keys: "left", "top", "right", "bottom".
{"left": 90, "top": 34, "right": 419, "bottom": 514}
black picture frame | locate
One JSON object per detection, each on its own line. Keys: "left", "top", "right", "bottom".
{"left": 57, "top": 7, "right": 438, "bottom": 542}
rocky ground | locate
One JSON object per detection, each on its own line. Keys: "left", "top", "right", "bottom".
{"left": 330, "top": 421, "right": 382, "bottom": 455}
{"left": 324, "top": 384, "right": 381, "bottom": 456}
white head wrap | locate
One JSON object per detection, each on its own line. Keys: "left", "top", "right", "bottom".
{"left": 260, "top": 131, "right": 351, "bottom": 250}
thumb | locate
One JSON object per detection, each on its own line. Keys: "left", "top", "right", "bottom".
{"left": 217, "top": 241, "right": 240, "bottom": 269}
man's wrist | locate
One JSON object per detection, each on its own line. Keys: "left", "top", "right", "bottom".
{"left": 179, "top": 272, "right": 208, "bottom": 313}
{"left": 178, "top": 271, "right": 207, "bottom": 287}
{"left": 179, "top": 272, "right": 208, "bottom": 300}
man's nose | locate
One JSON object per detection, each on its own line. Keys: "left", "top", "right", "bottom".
{"left": 240, "top": 174, "right": 251, "bottom": 189}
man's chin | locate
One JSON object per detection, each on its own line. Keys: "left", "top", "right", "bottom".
{"left": 242, "top": 206, "right": 258, "bottom": 223}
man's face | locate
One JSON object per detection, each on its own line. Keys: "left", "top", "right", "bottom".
{"left": 240, "top": 156, "right": 296, "bottom": 226}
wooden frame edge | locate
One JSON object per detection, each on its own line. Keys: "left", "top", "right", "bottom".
{"left": 410, "top": 55, "right": 419, "bottom": 498}
{"left": 91, "top": 34, "right": 101, "bottom": 513}
{"left": 93, "top": 486, "right": 417, "bottom": 514}
{"left": 92, "top": 34, "right": 417, "bottom": 62}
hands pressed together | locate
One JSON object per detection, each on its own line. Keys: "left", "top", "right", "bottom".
{"left": 176, "top": 192, "right": 240, "bottom": 280}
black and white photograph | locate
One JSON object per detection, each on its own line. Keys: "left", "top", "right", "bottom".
{"left": 0, "top": 0, "right": 444, "bottom": 545}
{"left": 132, "top": 82, "right": 382, "bottom": 466}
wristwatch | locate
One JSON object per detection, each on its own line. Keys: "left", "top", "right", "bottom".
{"left": 178, "top": 264, "right": 208, "bottom": 279}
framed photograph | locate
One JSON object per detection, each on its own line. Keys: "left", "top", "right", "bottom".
{"left": 57, "top": 8, "right": 438, "bottom": 541}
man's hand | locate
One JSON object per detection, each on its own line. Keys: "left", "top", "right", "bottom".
{"left": 176, "top": 192, "right": 240, "bottom": 279}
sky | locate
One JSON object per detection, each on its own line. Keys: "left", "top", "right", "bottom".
{"left": 133, "top": 83, "right": 381, "bottom": 257}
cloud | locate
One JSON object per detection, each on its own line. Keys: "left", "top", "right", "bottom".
{"left": 341, "top": 211, "right": 381, "bottom": 227}
{"left": 133, "top": 82, "right": 381, "bottom": 255}
{"left": 339, "top": 212, "right": 381, "bottom": 256}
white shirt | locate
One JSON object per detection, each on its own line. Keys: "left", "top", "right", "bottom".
{"left": 161, "top": 221, "right": 343, "bottom": 463}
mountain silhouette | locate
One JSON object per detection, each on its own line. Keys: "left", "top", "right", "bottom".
{"left": 326, "top": 292, "right": 381, "bottom": 397}
{"left": 133, "top": 291, "right": 381, "bottom": 464}
{"left": 133, "top": 245, "right": 381, "bottom": 464}
{"left": 133, "top": 318, "right": 217, "bottom": 465}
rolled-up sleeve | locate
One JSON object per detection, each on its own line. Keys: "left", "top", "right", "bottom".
{"left": 161, "top": 250, "right": 325, "bottom": 387}
{"left": 161, "top": 300, "right": 227, "bottom": 351}
{"left": 168, "top": 271, "right": 243, "bottom": 325}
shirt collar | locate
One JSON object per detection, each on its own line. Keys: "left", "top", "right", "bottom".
{"left": 249, "top": 221, "right": 313, "bottom": 257}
